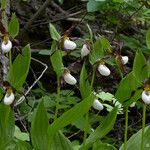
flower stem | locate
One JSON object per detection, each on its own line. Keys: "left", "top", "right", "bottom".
{"left": 9, "top": 50, "right": 12, "bottom": 67}
{"left": 124, "top": 106, "right": 128, "bottom": 150}
{"left": 83, "top": 67, "right": 96, "bottom": 146}
{"left": 141, "top": 104, "right": 146, "bottom": 150}
{"left": 54, "top": 76, "right": 61, "bottom": 120}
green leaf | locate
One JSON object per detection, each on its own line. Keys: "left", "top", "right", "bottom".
{"left": 120, "top": 125, "right": 150, "bottom": 150}
{"left": 8, "top": 13, "right": 19, "bottom": 39}
{"left": 146, "top": 28, "right": 150, "bottom": 49}
{"left": 80, "top": 63, "right": 91, "bottom": 99}
{"left": 89, "top": 36, "right": 110, "bottom": 65}
{"left": 14, "top": 126, "right": 29, "bottom": 141}
{"left": 49, "top": 23, "right": 61, "bottom": 41}
{"left": 115, "top": 72, "right": 141, "bottom": 103}
{"left": 0, "top": 104, "right": 15, "bottom": 147}
{"left": 51, "top": 131, "right": 73, "bottom": 150}
{"left": 92, "top": 141, "right": 117, "bottom": 150}
{"left": 124, "top": 89, "right": 142, "bottom": 107}
{"left": 31, "top": 101, "right": 49, "bottom": 150}
{"left": 8, "top": 44, "right": 31, "bottom": 91}
{"left": 87, "top": 0, "right": 105, "bottom": 12}
{"left": 80, "top": 107, "right": 118, "bottom": 149}
{"left": 47, "top": 94, "right": 94, "bottom": 147}
{"left": 133, "top": 50, "right": 148, "bottom": 83}
{"left": 50, "top": 41, "right": 63, "bottom": 77}
{"left": 1, "top": 139, "right": 32, "bottom": 150}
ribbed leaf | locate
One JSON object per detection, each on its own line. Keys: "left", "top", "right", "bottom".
{"left": 80, "top": 63, "right": 91, "bottom": 99}
{"left": 0, "top": 104, "right": 15, "bottom": 147}
{"left": 49, "top": 23, "right": 60, "bottom": 41}
{"left": 115, "top": 72, "right": 141, "bottom": 103}
{"left": 133, "top": 49, "right": 148, "bottom": 83}
{"left": 50, "top": 41, "right": 63, "bottom": 77}
{"left": 89, "top": 36, "right": 110, "bottom": 65}
{"left": 31, "top": 101, "right": 49, "bottom": 150}
{"left": 80, "top": 107, "right": 118, "bottom": 149}
{"left": 8, "top": 44, "right": 31, "bottom": 91}
{"left": 120, "top": 125, "right": 150, "bottom": 150}
{"left": 51, "top": 131, "right": 73, "bottom": 150}
{"left": 47, "top": 94, "right": 94, "bottom": 148}
{"left": 8, "top": 13, "right": 19, "bottom": 38}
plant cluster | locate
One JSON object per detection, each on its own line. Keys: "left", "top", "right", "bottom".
{"left": 1, "top": 0, "right": 150, "bottom": 150}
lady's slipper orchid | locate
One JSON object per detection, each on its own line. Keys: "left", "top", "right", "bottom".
{"left": 1, "top": 35, "right": 12, "bottom": 53}
{"left": 81, "top": 44, "right": 90, "bottom": 58}
{"left": 98, "top": 64, "right": 110, "bottom": 76}
{"left": 4, "top": 91, "right": 15, "bottom": 105}
{"left": 92, "top": 99, "right": 104, "bottom": 111}
{"left": 63, "top": 39, "right": 76, "bottom": 50}
{"left": 121, "top": 56, "right": 129, "bottom": 65}
{"left": 64, "top": 72, "right": 77, "bottom": 85}
{"left": 142, "top": 90, "right": 150, "bottom": 104}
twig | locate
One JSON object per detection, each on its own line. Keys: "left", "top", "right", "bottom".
{"left": 21, "top": 0, "right": 52, "bottom": 32}
{"left": 51, "top": 1, "right": 67, "bottom": 15}
{"left": 15, "top": 57, "right": 48, "bottom": 106}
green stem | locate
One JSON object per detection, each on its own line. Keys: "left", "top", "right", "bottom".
{"left": 124, "top": 107, "right": 128, "bottom": 150}
{"left": 54, "top": 76, "right": 61, "bottom": 120}
{"left": 83, "top": 67, "right": 96, "bottom": 146}
{"left": 90, "top": 66, "right": 96, "bottom": 90}
{"left": 141, "top": 104, "right": 146, "bottom": 150}
{"left": 9, "top": 50, "right": 12, "bottom": 67}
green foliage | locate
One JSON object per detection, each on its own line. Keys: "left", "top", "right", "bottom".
{"left": 1, "top": 139, "right": 32, "bottom": 150}
{"left": 80, "top": 63, "right": 91, "bottom": 99}
{"left": 49, "top": 23, "right": 61, "bottom": 41}
{"left": 133, "top": 49, "right": 148, "bottom": 83}
{"left": 31, "top": 101, "right": 49, "bottom": 150}
{"left": 87, "top": 0, "right": 105, "bottom": 12}
{"left": 146, "top": 28, "right": 150, "bottom": 49}
{"left": 92, "top": 141, "right": 117, "bottom": 150}
{"left": 51, "top": 131, "right": 73, "bottom": 150}
{"left": 120, "top": 125, "right": 150, "bottom": 150}
{"left": 2, "top": 1, "right": 150, "bottom": 149}
{"left": 0, "top": 104, "right": 15, "bottom": 148}
{"left": 8, "top": 13, "right": 19, "bottom": 39}
{"left": 14, "top": 126, "right": 29, "bottom": 141}
{"left": 89, "top": 36, "right": 110, "bottom": 65}
{"left": 47, "top": 94, "right": 94, "bottom": 146}
{"left": 80, "top": 107, "right": 118, "bottom": 149}
{"left": 115, "top": 72, "right": 141, "bottom": 104}
{"left": 115, "top": 49, "right": 149, "bottom": 104}
{"left": 50, "top": 41, "right": 63, "bottom": 77}
{"left": 8, "top": 44, "right": 31, "bottom": 91}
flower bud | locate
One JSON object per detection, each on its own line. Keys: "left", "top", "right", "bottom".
{"left": 63, "top": 39, "right": 76, "bottom": 50}
{"left": 130, "top": 102, "right": 136, "bottom": 108}
{"left": 98, "top": 64, "right": 110, "bottom": 76}
{"left": 64, "top": 72, "right": 77, "bottom": 85}
{"left": 4, "top": 92, "right": 15, "bottom": 105}
{"left": 142, "top": 90, "right": 150, "bottom": 104}
{"left": 92, "top": 99, "right": 104, "bottom": 111}
{"left": 121, "top": 56, "right": 129, "bottom": 65}
{"left": 1, "top": 40, "right": 12, "bottom": 53}
{"left": 81, "top": 44, "right": 90, "bottom": 58}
